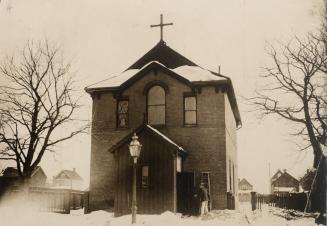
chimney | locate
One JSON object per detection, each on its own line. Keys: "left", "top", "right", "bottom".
{"left": 73, "top": 168, "right": 76, "bottom": 172}
{"left": 283, "top": 169, "right": 287, "bottom": 173}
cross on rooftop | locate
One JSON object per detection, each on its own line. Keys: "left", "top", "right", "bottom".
{"left": 150, "top": 14, "right": 173, "bottom": 41}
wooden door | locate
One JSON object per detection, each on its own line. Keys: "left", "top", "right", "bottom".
{"left": 177, "top": 172, "right": 197, "bottom": 215}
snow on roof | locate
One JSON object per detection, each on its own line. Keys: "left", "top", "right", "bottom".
{"left": 30, "top": 166, "right": 46, "bottom": 178}
{"left": 55, "top": 170, "right": 83, "bottom": 180}
{"left": 86, "top": 69, "right": 139, "bottom": 89}
{"left": 172, "top": 65, "right": 225, "bottom": 82}
{"left": 146, "top": 125, "right": 185, "bottom": 152}
{"left": 86, "top": 61, "right": 163, "bottom": 90}
{"left": 86, "top": 61, "right": 226, "bottom": 90}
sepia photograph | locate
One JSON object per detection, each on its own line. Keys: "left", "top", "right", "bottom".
{"left": 0, "top": 0, "right": 326, "bottom": 225}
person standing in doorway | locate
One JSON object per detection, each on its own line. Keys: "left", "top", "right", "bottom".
{"left": 199, "top": 183, "right": 209, "bottom": 216}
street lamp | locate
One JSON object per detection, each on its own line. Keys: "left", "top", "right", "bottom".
{"left": 129, "top": 133, "right": 142, "bottom": 224}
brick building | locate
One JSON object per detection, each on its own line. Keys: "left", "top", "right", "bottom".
{"left": 85, "top": 40, "right": 241, "bottom": 215}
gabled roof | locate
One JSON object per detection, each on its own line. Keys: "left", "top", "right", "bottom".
{"left": 284, "top": 171, "right": 299, "bottom": 183}
{"left": 109, "top": 124, "right": 187, "bottom": 155}
{"left": 271, "top": 169, "right": 283, "bottom": 182}
{"left": 127, "top": 40, "right": 198, "bottom": 69}
{"left": 1, "top": 166, "right": 46, "bottom": 178}
{"left": 30, "top": 166, "right": 47, "bottom": 179}
{"left": 272, "top": 171, "right": 299, "bottom": 185}
{"left": 2, "top": 167, "right": 18, "bottom": 177}
{"left": 54, "top": 169, "right": 83, "bottom": 181}
{"left": 85, "top": 61, "right": 228, "bottom": 91}
{"left": 238, "top": 178, "right": 253, "bottom": 187}
{"left": 271, "top": 169, "right": 299, "bottom": 185}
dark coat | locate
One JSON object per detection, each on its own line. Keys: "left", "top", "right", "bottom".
{"left": 199, "top": 187, "right": 209, "bottom": 202}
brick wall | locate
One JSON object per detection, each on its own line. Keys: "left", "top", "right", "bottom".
{"left": 88, "top": 69, "right": 237, "bottom": 211}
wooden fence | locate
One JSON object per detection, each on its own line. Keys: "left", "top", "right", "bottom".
{"left": 5, "top": 186, "right": 89, "bottom": 214}
{"left": 251, "top": 192, "right": 321, "bottom": 213}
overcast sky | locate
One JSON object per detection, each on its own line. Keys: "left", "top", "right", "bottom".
{"left": 0, "top": 0, "right": 324, "bottom": 192}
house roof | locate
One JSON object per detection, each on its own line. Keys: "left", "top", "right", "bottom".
{"left": 271, "top": 169, "right": 299, "bottom": 188}
{"left": 109, "top": 123, "right": 187, "bottom": 155}
{"left": 54, "top": 170, "right": 83, "bottom": 181}
{"left": 1, "top": 167, "right": 18, "bottom": 177}
{"left": 85, "top": 41, "right": 242, "bottom": 126}
{"left": 238, "top": 178, "right": 253, "bottom": 187}
{"left": 85, "top": 61, "right": 228, "bottom": 90}
{"left": 272, "top": 170, "right": 299, "bottom": 185}
{"left": 30, "top": 166, "right": 47, "bottom": 179}
{"left": 283, "top": 171, "right": 299, "bottom": 183}
{"left": 271, "top": 169, "right": 283, "bottom": 182}
{"left": 1, "top": 166, "right": 46, "bottom": 178}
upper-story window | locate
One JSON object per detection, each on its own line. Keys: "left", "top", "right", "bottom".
{"left": 147, "top": 86, "right": 165, "bottom": 125}
{"left": 117, "top": 99, "right": 129, "bottom": 128}
{"left": 184, "top": 96, "right": 197, "bottom": 125}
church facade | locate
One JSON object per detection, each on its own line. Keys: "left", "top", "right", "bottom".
{"left": 85, "top": 40, "right": 241, "bottom": 215}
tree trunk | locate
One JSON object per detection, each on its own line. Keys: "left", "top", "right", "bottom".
{"left": 315, "top": 155, "right": 326, "bottom": 224}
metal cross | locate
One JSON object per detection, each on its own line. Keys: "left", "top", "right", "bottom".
{"left": 150, "top": 14, "right": 173, "bottom": 41}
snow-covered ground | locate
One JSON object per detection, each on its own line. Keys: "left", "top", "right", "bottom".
{"left": 0, "top": 203, "right": 320, "bottom": 226}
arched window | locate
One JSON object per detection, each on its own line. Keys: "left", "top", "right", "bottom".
{"left": 147, "top": 85, "right": 165, "bottom": 125}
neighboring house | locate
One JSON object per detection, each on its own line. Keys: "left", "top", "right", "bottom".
{"left": 271, "top": 169, "right": 299, "bottom": 193}
{"left": 53, "top": 169, "right": 83, "bottom": 190}
{"left": 0, "top": 166, "right": 47, "bottom": 199}
{"left": 1, "top": 167, "right": 19, "bottom": 178}
{"left": 238, "top": 178, "right": 253, "bottom": 202}
{"left": 0, "top": 166, "right": 47, "bottom": 187}
{"left": 29, "top": 166, "right": 47, "bottom": 187}
{"left": 238, "top": 178, "right": 253, "bottom": 191}
{"left": 85, "top": 37, "right": 241, "bottom": 215}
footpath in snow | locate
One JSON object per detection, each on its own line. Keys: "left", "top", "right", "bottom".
{"left": 0, "top": 203, "right": 320, "bottom": 226}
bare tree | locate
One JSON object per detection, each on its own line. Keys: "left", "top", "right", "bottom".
{"left": 0, "top": 40, "right": 87, "bottom": 180}
{"left": 250, "top": 33, "right": 327, "bottom": 168}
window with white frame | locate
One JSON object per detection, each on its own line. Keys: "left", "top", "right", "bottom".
{"left": 184, "top": 96, "right": 197, "bottom": 125}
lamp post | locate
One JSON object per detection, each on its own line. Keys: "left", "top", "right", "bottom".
{"left": 129, "top": 133, "right": 142, "bottom": 224}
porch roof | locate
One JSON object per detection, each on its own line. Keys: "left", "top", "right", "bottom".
{"left": 108, "top": 124, "right": 187, "bottom": 155}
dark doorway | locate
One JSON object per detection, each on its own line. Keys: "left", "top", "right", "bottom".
{"left": 177, "top": 172, "right": 198, "bottom": 215}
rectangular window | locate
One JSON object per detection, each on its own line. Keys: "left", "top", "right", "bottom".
{"left": 117, "top": 99, "right": 129, "bottom": 128}
{"left": 184, "top": 96, "right": 197, "bottom": 125}
{"left": 141, "top": 165, "right": 150, "bottom": 188}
